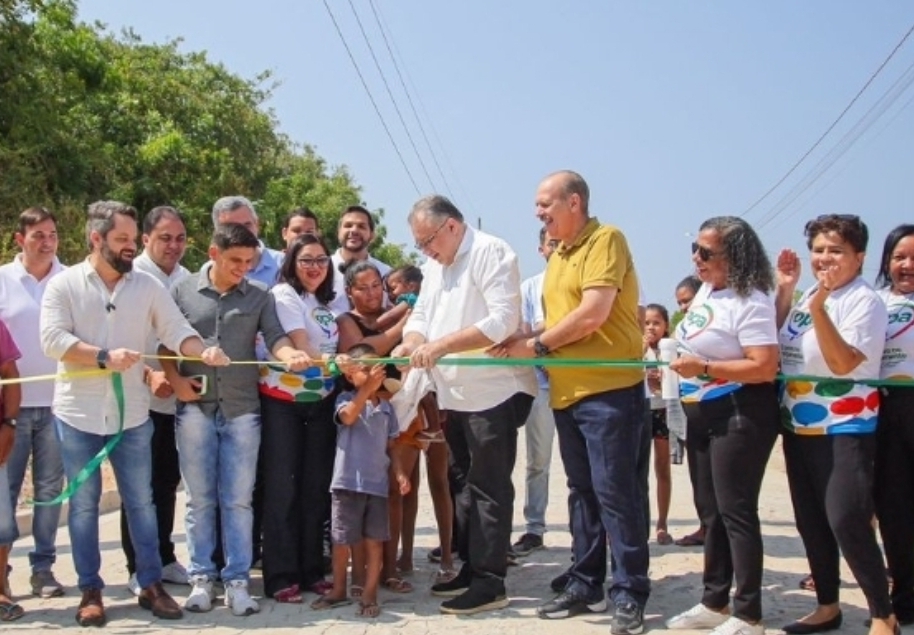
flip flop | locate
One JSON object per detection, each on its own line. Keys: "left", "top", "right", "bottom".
{"left": 310, "top": 596, "right": 353, "bottom": 610}
{"left": 382, "top": 577, "right": 413, "bottom": 593}
{"left": 656, "top": 529, "right": 674, "bottom": 545}
{"left": 273, "top": 584, "right": 303, "bottom": 603}
{"left": 674, "top": 531, "right": 705, "bottom": 547}
{"left": 0, "top": 600, "right": 24, "bottom": 622}
{"left": 356, "top": 600, "right": 381, "bottom": 618}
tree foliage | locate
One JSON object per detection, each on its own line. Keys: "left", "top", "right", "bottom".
{"left": 0, "top": 0, "right": 411, "bottom": 269}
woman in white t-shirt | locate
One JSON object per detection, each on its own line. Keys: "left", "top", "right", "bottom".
{"left": 873, "top": 223, "right": 914, "bottom": 626}
{"left": 259, "top": 234, "right": 340, "bottom": 602}
{"left": 776, "top": 214, "right": 895, "bottom": 635}
{"left": 665, "top": 217, "right": 780, "bottom": 635}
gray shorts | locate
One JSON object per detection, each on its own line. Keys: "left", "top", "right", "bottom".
{"left": 330, "top": 489, "right": 389, "bottom": 545}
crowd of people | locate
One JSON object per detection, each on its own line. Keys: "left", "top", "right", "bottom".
{"left": 0, "top": 173, "right": 910, "bottom": 635}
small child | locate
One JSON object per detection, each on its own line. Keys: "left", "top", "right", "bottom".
{"left": 643, "top": 303, "right": 674, "bottom": 546}
{"left": 311, "top": 344, "right": 409, "bottom": 618}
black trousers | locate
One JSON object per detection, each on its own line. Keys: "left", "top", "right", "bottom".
{"left": 119, "top": 410, "right": 181, "bottom": 573}
{"left": 874, "top": 386, "right": 914, "bottom": 621}
{"left": 259, "top": 395, "right": 337, "bottom": 597}
{"left": 784, "top": 431, "right": 892, "bottom": 618}
{"left": 683, "top": 383, "right": 779, "bottom": 622}
{"left": 446, "top": 392, "right": 532, "bottom": 596}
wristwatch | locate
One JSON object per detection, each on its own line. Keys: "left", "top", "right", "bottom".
{"left": 533, "top": 336, "right": 550, "bottom": 358}
{"left": 1, "top": 418, "right": 16, "bottom": 429}
{"left": 96, "top": 348, "right": 109, "bottom": 369}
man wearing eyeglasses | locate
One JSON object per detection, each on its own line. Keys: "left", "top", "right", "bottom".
{"left": 329, "top": 205, "right": 391, "bottom": 314}
{"left": 393, "top": 195, "right": 537, "bottom": 615}
{"left": 495, "top": 171, "right": 650, "bottom": 632}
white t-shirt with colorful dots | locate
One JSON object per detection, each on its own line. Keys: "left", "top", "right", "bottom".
{"left": 779, "top": 276, "right": 887, "bottom": 435}
{"left": 878, "top": 288, "right": 914, "bottom": 381}
{"left": 258, "top": 283, "right": 340, "bottom": 403}
{"left": 674, "top": 283, "right": 777, "bottom": 404}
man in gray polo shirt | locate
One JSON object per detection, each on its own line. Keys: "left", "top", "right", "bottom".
{"left": 161, "top": 223, "right": 309, "bottom": 617}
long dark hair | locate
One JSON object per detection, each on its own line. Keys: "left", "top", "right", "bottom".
{"left": 280, "top": 234, "right": 335, "bottom": 305}
{"left": 644, "top": 303, "right": 670, "bottom": 338}
{"left": 876, "top": 223, "right": 914, "bottom": 289}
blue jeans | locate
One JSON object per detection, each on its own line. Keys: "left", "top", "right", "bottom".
{"left": 523, "top": 387, "right": 555, "bottom": 536}
{"left": 0, "top": 464, "right": 15, "bottom": 545}
{"left": 56, "top": 417, "right": 162, "bottom": 590}
{"left": 553, "top": 383, "right": 651, "bottom": 608}
{"left": 175, "top": 403, "right": 260, "bottom": 583}
{"left": 6, "top": 407, "right": 63, "bottom": 571}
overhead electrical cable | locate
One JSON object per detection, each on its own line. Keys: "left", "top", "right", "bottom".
{"left": 322, "top": 0, "right": 421, "bottom": 195}
{"left": 741, "top": 20, "right": 914, "bottom": 218}
{"left": 367, "top": 0, "right": 456, "bottom": 200}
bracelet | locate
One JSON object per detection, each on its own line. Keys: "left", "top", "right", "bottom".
{"left": 703, "top": 360, "right": 710, "bottom": 376}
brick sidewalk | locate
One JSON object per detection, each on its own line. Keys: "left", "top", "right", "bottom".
{"left": 5, "top": 436, "right": 883, "bottom": 634}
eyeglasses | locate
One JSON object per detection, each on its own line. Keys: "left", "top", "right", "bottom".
{"left": 691, "top": 242, "right": 722, "bottom": 262}
{"left": 296, "top": 256, "right": 330, "bottom": 269}
{"left": 413, "top": 220, "right": 449, "bottom": 251}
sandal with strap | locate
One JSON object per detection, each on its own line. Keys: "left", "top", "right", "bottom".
{"left": 0, "top": 600, "right": 24, "bottom": 622}
{"left": 350, "top": 585, "right": 363, "bottom": 598}
{"left": 273, "top": 584, "right": 303, "bottom": 603}
{"left": 310, "top": 595, "right": 353, "bottom": 610}
{"left": 356, "top": 600, "right": 381, "bottom": 618}
{"left": 382, "top": 577, "right": 413, "bottom": 593}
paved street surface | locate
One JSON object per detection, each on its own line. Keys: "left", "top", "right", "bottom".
{"left": 6, "top": 435, "right": 895, "bottom": 634}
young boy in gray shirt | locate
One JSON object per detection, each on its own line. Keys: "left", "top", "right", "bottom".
{"left": 311, "top": 344, "right": 409, "bottom": 618}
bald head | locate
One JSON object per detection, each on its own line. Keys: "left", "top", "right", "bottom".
{"left": 542, "top": 170, "right": 590, "bottom": 216}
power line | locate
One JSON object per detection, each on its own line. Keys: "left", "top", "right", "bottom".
{"left": 741, "top": 20, "right": 914, "bottom": 218}
{"left": 346, "top": 0, "right": 436, "bottom": 192}
{"left": 367, "top": 0, "right": 456, "bottom": 200}
{"left": 756, "top": 57, "right": 914, "bottom": 231}
{"left": 367, "top": 0, "right": 479, "bottom": 217}
{"left": 321, "top": 0, "right": 421, "bottom": 195}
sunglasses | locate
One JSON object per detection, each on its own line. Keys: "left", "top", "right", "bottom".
{"left": 691, "top": 242, "right": 722, "bottom": 262}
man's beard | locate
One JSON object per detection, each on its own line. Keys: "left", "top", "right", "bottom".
{"left": 101, "top": 242, "right": 134, "bottom": 274}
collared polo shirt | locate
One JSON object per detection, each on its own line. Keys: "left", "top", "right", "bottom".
{"left": 543, "top": 218, "right": 643, "bottom": 408}
{"left": 171, "top": 262, "right": 287, "bottom": 419}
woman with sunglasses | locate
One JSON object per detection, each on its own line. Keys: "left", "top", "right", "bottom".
{"left": 258, "top": 234, "right": 341, "bottom": 603}
{"left": 873, "top": 224, "right": 914, "bottom": 627}
{"left": 665, "top": 216, "right": 780, "bottom": 635}
{"left": 776, "top": 214, "right": 896, "bottom": 635}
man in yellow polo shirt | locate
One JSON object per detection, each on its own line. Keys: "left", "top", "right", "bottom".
{"left": 497, "top": 170, "right": 650, "bottom": 632}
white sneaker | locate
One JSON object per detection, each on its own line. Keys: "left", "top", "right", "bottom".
{"left": 127, "top": 573, "right": 142, "bottom": 597}
{"left": 184, "top": 575, "right": 215, "bottom": 612}
{"left": 225, "top": 580, "right": 260, "bottom": 616}
{"left": 710, "top": 616, "right": 765, "bottom": 635}
{"left": 162, "top": 561, "right": 190, "bottom": 585}
{"left": 666, "top": 604, "right": 730, "bottom": 630}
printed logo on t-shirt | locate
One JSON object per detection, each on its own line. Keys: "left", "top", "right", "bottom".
{"left": 677, "top": 303, "right": 713, "bottom": 340}
{"left": 313, "top": 305, "right": 338, "bottom": 342}
{"left": 886, "top": 302, "right": 914, "bottom": 341}
{"left": 783, "top": 309, "right": 814, "bottom": 341}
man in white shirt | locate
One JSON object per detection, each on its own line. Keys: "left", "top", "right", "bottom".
{"left": 329, "top": 205, "right": 391, "bottom": 314}
{"left": 211, "top": 196, "right": 283, "bottom": 289}
{"left": 512, "top": 228, "right": 559, "bottom": 558}
{"left": 0, "top": 207, "right": 66, "bottom": 599}
{"left": 119, "top": 206, "right": 192, "bottom": 595}
{"left": 393, "top": 195, "right": 537, "bottom": 615}
{"left": 40, "top": 200, "right": 230, "bottom": 627}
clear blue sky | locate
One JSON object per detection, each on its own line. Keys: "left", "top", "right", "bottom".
{"left": 78, "top": 1, "right": 912, "bottom": 308}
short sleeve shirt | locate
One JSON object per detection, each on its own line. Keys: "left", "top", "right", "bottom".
{"left": 0, "top": 319, "right": 22, "bottom": 414}
{"left": 330, "top": 392, "right": 400, "bottom": 497}
{"left": 878, "top": 288, "right": 914, "bottom": 381}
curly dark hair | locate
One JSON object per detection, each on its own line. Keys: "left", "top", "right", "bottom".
{"left": 698, "top": 216, "right": 774, "bottom": 297}
{"left": 279, "top": 234, "right": 336, "bottom": 305}
{"left": 804, "top": 214, "right": 868, "bottom": 253}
